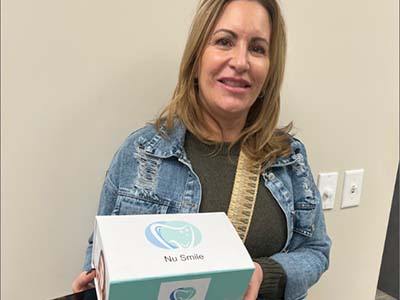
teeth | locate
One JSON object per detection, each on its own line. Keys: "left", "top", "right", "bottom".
{"left": 222, "top": 80, "right": 247, "bottom": 88}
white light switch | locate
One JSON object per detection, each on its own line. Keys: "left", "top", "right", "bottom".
{"left": 341, "top": 169, "right": 364, "bottom": 208}
{"left": 317, "top": 172, "right": 338, "bottom": 210}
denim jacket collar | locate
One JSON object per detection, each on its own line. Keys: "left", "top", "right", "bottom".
{"left": 138, "top": 119, "right": 300, "bottom": 167}
{"left": 136, "top": 119, "right": 186, "bottom": 158}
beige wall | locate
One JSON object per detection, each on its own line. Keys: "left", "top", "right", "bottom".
{"left": 1, "top": 1, "right": 398, "bottom": 300}
{"left": 280, "top": 1, "right": 399, "bottom": 299}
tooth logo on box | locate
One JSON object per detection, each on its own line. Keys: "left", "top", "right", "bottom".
{"left": 169, "top": 287, "right": 196, "bottom": 300}
{"left": 145, "top": 221, "right": 202, "bottom": 249}
{"left": 158, "top": 278, "right": 211, "bottom": 300}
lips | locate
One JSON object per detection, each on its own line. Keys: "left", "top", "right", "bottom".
{"left": 218, "top": 77, "right": 251, "bottom": 88}
{"left": 217, "top": 77, "right": 251, "bottom": 93}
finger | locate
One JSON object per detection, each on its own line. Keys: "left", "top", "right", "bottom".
{"left": 72, "top": 279, "right": 84, "bottom": 293}
{"left": 86, "top": 268, "right": 96, "bottom": 275}
{"left": 242, "top": 289, "right": 251, "bottom": 300}
{"left": 85, "top": 269, "right": 96, "bottom": 280}
{"left": 72, "top": 276, "right": 86, "bottom": 292}
{"left": 243, "top": 292, "right": 257, "bottom": 300}
{"left": 72, "top": 271, "right": 96, "bottom": 292}
{"left": 243, "top": 282, "right": 258, "bottom": 300}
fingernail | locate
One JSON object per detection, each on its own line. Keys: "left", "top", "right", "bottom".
{"left": 86, "top": 268, "right": 96, "bottom": 275}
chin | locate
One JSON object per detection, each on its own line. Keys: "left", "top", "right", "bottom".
{"left": 216, "top": 98, "right": 251, "bottom": 114}
{"left": 216, "top": 105, "right": 249, "bottom": 117}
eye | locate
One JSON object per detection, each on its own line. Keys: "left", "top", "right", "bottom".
{"left": 250, "top": 45, "right": 266, "bottom": 55}
{"left": 215, "top": 37, "right": 233, "bottom": 48}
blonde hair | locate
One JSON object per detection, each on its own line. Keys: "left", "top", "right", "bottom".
{"left": 155, "top": 0, "right": 293, "bottom": 167}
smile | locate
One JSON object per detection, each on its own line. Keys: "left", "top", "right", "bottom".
{"left": 217, "top": 78, "right": 251, "bottom": 94}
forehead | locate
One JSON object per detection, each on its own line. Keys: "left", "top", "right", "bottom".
{"left": 213, "top": 0, "right": 271, "bottom": 39}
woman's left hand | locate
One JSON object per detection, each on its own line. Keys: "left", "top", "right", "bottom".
{"left": 243, "top": 262, "right": 264, "bottom": 300}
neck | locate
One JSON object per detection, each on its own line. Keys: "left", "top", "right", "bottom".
{"left": 202, "top": 111, "right": 247, "bottom": 142}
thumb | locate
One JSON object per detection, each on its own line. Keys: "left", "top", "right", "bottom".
{"left": 84, "top": 269, "right": 96, "bottom": 281}
{"left": 74, "top": 270, "right": 96, "bottom": 291}
{"left": 243, "top": 281, "right": 258, "bottom": 300}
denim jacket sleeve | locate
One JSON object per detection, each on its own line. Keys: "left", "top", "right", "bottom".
{"left": 269, "top": 140, "right": 332, "bottom": 300}
{"left": 82, "top": 144, "right": 123, "bottom": 271}
{"left": 82, "top": 174, "right": 118, "bottom": 271}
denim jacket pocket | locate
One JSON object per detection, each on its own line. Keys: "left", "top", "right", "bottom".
{"left": 293, "top": 198, "right": 317, "bottom": 237}
{"left": 112, "top": 191, "right": 170, "bottom": 215}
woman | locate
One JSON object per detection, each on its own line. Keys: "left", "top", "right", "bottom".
{"left": 72, "top": 0, "right": 331, "bottom": 299}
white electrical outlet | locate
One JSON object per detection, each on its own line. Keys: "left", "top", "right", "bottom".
{"left": 341, "top": 169, "right": 364, "bottom": 208}
{"left": 317, "top": 172, "right": 338, "bottom": 210}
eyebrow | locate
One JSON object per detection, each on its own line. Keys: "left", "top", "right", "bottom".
{"left": 213, "top": 28, "right": 269, "bottom": 46}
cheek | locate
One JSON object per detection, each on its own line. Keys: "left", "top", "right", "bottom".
{"left": 254, "top": 60, "right": 270, "bottom": 85}
{"left": 199, "top": 50, "right": 226, "bottom": 80}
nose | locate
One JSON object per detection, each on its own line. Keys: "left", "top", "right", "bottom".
{"left": 229, "top": 43, "right": 250, "bottom": 73}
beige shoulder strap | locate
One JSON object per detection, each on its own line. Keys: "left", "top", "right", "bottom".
{"left": 227, "top": 149, "right": 261, "bottom": 242}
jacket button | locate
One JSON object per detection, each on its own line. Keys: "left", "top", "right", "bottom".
{"left": 267, "top": 173, "right": 275, "bottom": 180}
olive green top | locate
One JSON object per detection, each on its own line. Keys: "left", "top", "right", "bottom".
{"left": 184, "top": 132, "right": 287, "bottom": 299}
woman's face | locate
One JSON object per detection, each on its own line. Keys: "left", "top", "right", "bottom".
{"left": 197, "top": 0, "right": 271, "bottom": 124}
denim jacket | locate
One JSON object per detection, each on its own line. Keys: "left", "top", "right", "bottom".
{"left": 83, "top": 121, "right": 331, "bottom": 300}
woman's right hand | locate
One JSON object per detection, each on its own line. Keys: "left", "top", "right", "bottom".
{"left": 72, "top": 269, "right": 96, "bottom": 293}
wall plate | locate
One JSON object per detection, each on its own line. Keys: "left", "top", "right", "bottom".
{"left": 318, "top": 172, "right": 339, "bottom": 210}
{"left": 341, "top": 169, "right": 364, "bottom": 208}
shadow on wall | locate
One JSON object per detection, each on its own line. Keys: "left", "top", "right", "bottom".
{"left": 377, "top": 163, "right": 399, "bottom": 299}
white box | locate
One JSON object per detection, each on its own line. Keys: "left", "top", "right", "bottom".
{"left": 92, "top": 212, "right": 255, "bottom": 300}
